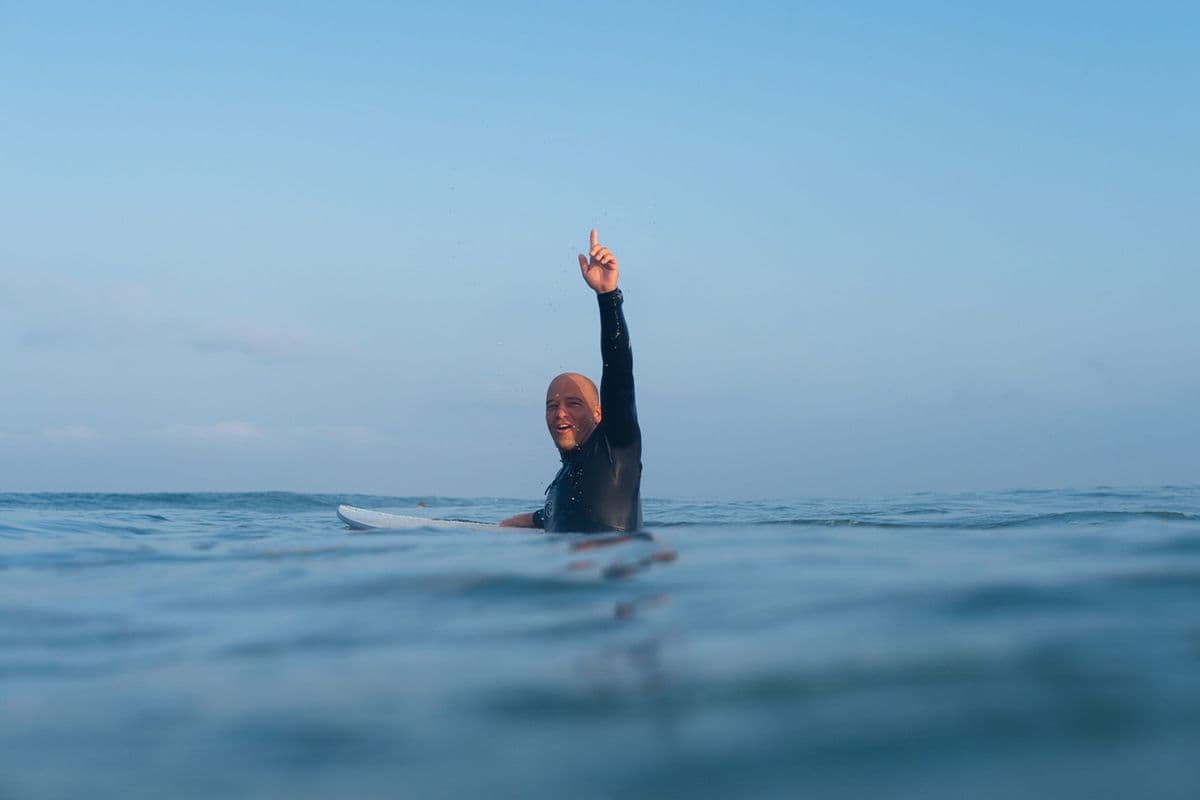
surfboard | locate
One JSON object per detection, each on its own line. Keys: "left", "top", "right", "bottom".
{"left": 336, "top": 504, "right": 499, "bottom": 531}
{"left": 335, "top": 504, "right": 677, "bottom": 581}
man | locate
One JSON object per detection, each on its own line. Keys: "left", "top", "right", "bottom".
{"left": 500, "top": 229, "right": 642, "bottom": 533}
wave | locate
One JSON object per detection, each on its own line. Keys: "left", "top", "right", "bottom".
{"left": 0, "top": 491, "right": 535, "bottom": 514}
{"left": 3, "top": 489, "right": 1199, "bottom": 533}
{"left": 648, "top": 509, "right": 1200, "bottom": 530}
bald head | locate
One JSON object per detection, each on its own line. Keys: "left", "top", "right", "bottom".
{"left": 546, "top": 373, "right": 598, "bottom": 408}
{"left": 545, "top": 373, "right": 601, "bottom": 452}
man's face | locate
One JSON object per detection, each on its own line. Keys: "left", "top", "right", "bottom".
{"left": 546, "top": 374, "right": 601, "bottom": 452}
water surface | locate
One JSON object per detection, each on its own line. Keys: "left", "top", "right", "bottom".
{"left": 2, "top": 488, "right": 1199, "bottom": 799}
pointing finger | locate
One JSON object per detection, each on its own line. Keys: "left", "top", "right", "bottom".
{"left": 590, "top": 228, "right": 598, "bottom": 250}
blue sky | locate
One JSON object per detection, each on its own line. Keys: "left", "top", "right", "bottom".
{"left": 1, "top": 1, "right": 1197, "bottom": 499}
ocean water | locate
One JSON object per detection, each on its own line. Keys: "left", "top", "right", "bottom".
{"left": 2, "top": 487, "right": 1199, "bottom": 800}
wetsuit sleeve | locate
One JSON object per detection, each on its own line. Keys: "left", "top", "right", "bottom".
{"left": 531, "top": 508, "right": 546, "bottom": 529}
{"left": 597, "top": 289, "right": 639, "bottom": 447}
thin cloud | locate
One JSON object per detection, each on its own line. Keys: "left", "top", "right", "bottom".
{"left": 44, "top": 425, "right": 99, "bottom": 442}
{"left": 2, "top": 271, "right": 353, "bottom": 363}
{"left": 161, "top": 420, "right": 266, "bottom": 442}
{"left": 190, "top": 321, "right": 348, "bottom": 362}
{"left": 0, "top": 274, "right": 152, "bottom": 321}
{"left": 19, "top": 327, "right": 78, "bottom": 348}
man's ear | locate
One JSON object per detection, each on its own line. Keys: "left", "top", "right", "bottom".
{"left": 593, "top": 407, "right": 602, "bottom": 424}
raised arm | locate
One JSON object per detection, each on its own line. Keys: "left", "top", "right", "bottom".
{"left": 579, "top": 229, "right": 638, "bottom": 446}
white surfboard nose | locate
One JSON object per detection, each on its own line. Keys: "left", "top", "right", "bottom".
{"left": 336, "top": 504, "right": 498, "bottom": 531}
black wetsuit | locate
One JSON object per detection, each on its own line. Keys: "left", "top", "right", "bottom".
{"left": 531, "top": 289, "right": 642, "bottom": 533}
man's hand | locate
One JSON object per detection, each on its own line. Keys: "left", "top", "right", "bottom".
{"left": 578, "top": 228, "right": 619, "bottom": 294}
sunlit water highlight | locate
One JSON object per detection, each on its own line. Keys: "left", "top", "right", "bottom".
{"left": 2, "top": 488, "right": 1199, "bottom": 799}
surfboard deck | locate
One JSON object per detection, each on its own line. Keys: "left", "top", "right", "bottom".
{"left": 337, "top": 504, "right": 499, "bottom": 531}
